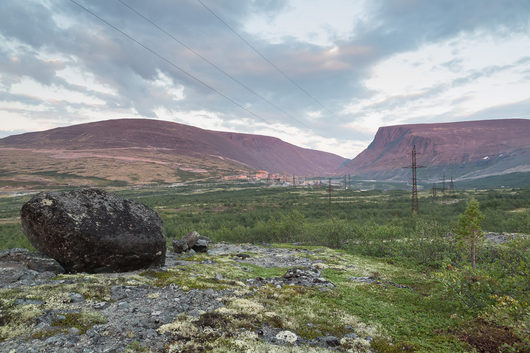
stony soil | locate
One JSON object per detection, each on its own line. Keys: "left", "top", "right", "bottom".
{"left": 0, "top": 243, "right": 381, "bottom": 353}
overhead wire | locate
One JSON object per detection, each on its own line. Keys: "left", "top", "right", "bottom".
{"left": 117, "top": 0, "right": 309, "bottom": 129}
{"left": 67, "top": 0, "right": 271, "bottom": 124}
{"left": 196, "top": 0, "right": 328, "bottom": 112}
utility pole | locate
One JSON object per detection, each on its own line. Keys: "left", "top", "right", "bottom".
{"left": 348, "top": 174, "right": 351, "bottom": 189}
{"left": 432, "top": 183, "right": 437, "bottom": 200}
{"left": 412, "top": 146, "right": 419, "bottom": 213}
{"left": 403, "top": 145, "right": 425, "bottom": 214}
{"left": 328, "top": 178, "right": 332, "bottom": 219}
{"left": 449, "top": 176, "right": 455, "bottom": 193}
{"left": 344, "top": 175, "right": 347, "bottom": 190}
{"left": 442, "top": 173, "right": 446, "bottom": 194}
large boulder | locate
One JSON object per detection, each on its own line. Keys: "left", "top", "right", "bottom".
{"left": 20, "top": 189, "right": 166, "bottom": 273}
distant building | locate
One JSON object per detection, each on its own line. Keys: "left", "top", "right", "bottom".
{"left": 255, "top": 170, "right": 268, "bottom": 179}
{"left": 223, "top": 174, "right": 248, "bottom": 181}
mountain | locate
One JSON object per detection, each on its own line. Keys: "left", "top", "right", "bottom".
{"left": 0, "top": 119, "right": 346, "bottom": 188}
{"left": 339, "top": 119, "right": 530, "bottom": 181}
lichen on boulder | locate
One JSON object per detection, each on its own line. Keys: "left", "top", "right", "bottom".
{"left": 20, "top": 188, "right": 166, "bottom": 273}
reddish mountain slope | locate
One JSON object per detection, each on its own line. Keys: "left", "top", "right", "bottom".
{"left": 0, "top": 119, "right": 345, "bottom": 176}
{"left": 340, "top": 119, "right": 530, "bottom": 180}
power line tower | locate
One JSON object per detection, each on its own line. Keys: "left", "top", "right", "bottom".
{"left": 403, "top": 145, "right": 425, "bottom": 214}
{"left": 292, "top": 175, "right": 295, "bottom": 187}
{"left": 449, "top": 176, "right": 455, "bottom": 193}
{"left": 344, "top": 175, "right": 347, "bottom": 190}
{"left": 441, "top": 173, "right": 446, "bottom": 194}
{"left": 328, "top": 178, "right": 332, "bottom": 219}
{"left": 348, "top": 174, "right": 351, "bottom": 189}
{"left": 432, "top": 183, "right": 437, "bottom": 200}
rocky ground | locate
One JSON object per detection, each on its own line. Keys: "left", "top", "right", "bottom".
{"left": 0, "top": 243, "right": 386, "bottom": 353}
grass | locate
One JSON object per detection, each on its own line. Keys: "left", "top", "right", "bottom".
{"left": 51, "top": 311, "right": 107, "bottom": 334}
{"left": 0, "top": 184, "right": 528, "bottom": 351}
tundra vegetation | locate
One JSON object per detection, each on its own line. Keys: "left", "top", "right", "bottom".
{"left": 0, "top": 184, "right": 529, "bottom": 352}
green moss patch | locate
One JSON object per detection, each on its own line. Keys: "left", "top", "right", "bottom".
{"left": 51, "top": 311, "right": 107, "bottom": 334}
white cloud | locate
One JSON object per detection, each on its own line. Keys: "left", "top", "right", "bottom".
{"left": 306, "top": 110, "right": 322, "bottom": 119}
{"left": 343, "top": 31, "right": 530, "bottom": 126}
{"left": 56, "top": 66, "right": 118, "bottom": 97}
{"left": 244, "top": 0, "right": 372, "bottom": 46}
{"left": 9, "top": 77, "right": 106, "bottom": 105}
{"left": 0, "top": 110, "right": 59, "bottom": 132}
{"left": 152, "top": 70, "right": 185, "bottom": 101}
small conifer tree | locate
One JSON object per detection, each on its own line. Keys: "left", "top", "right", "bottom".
{"left": 455, "top": 197, "right": 484, "bottom": 270}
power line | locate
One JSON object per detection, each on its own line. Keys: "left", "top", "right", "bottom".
{"left": 196, "top": 0, "right": 328, "bottom": 112}
{"left": 117, "top": 0, "right": 308, "bottom": 129}
{"left": 68, "top": 0, "right": 270, "bottom": 125}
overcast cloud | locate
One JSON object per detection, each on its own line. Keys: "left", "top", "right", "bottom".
{"left": 1, "top": 0, "right": 529, "bottom": 158}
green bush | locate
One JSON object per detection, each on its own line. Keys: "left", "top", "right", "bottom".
{"left": 0, "top": 224, "right": 33, "bottom": 250}
{"left": 435, "top": 238, "right": 530, "bottom": 313}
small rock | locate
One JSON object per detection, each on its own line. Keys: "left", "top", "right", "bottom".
{"left": 193, "top": 237, "right": 210, "bottom": 253}
{"left": 317, "top": 335, "right": 340, "bottom": 347}
{"left": 44, "top": 335, "right": 61, "bottom": 345}
{"left": 93, "top": 302, "right": 109, "bottom": 310}
{"left": 215, "top": 273, "right": 223, "bottom": 280}
{"left": 0, "top": 248, "right": 65, "bottom": 274}
{"left": 68, "top": 327, "right": 81, "bottom": 335}
{"left": 14, "top": 298, "right": 44, "bottom": 306}
{"left": 344, "top": 332, "right": 358, "bottom": 339}
{"left": 172, "top": 239, "right": 188, "bottom": 253}
{"left": 276, "top": 330, "right": 298, "bottom": 344}
{"left": 69, "top": 292, "right": 85, "bottom": 303}
{"left": 172, "top": 231, "right": 211, "bottom": 253}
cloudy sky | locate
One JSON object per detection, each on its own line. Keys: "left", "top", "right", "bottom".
{"left": 1, "top": 0, "right": 529, "bottom": 158}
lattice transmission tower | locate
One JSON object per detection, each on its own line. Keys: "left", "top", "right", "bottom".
{"left": 403, "top": 145, "right": 425, "bottom": 213}
{"left": 328, "top": 178, "right": 332, "bottom": 218}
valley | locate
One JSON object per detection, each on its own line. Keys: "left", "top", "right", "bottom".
{"left": 1, "top": 183, "right": 528, "bottom": 351}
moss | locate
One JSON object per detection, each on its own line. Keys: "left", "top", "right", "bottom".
{"left": 140, "top": 257, "right": 264, "bottom": 291}
{"left": 161, "top": 312, "right": 335, "bottom": 353}
{"left": 29, "top": 328, "right": 64, "bottom": 340}
{"left": 125, "top": 340, "right": 151, "bottom": 352}
{"left": 140, "top": 268, "right": 245, "bottom": 290}
{"left": 243, "top": 263, "right": 287, "bottom": 278}
{"left": 51, "top": 311, "right": 107, "bottom": 334}
{"left": 371, "top": 337, "right": 417, "bottom": 352}
{"left": 0, "top": 243, "right": 474, "bottom": 351}
{"left": 0, "top": 272, "right": 129, "bottom": 342}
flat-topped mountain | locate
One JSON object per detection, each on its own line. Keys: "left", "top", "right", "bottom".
{"left": 0, "top": 119, "right": 346, "bottom": 188}
{"left": 339, "top": 119, "right": 530, "bottom": 181}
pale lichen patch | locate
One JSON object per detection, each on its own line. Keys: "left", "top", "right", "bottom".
{"left": 40, "top": 199, "right": 53, "bottom": 206}
{"left": 157, "top": 314, "right": 199, "bottom": 336}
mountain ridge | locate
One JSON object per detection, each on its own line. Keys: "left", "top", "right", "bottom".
{"left": 0, "top": 119, "right": 346, "bottom": 188}
{"left": 340, "top": 119, "right": 530, "bottom": 181}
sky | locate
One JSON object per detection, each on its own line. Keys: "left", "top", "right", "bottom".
{"left": 1, "top": 0, "right": 529, "bottom": 159}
